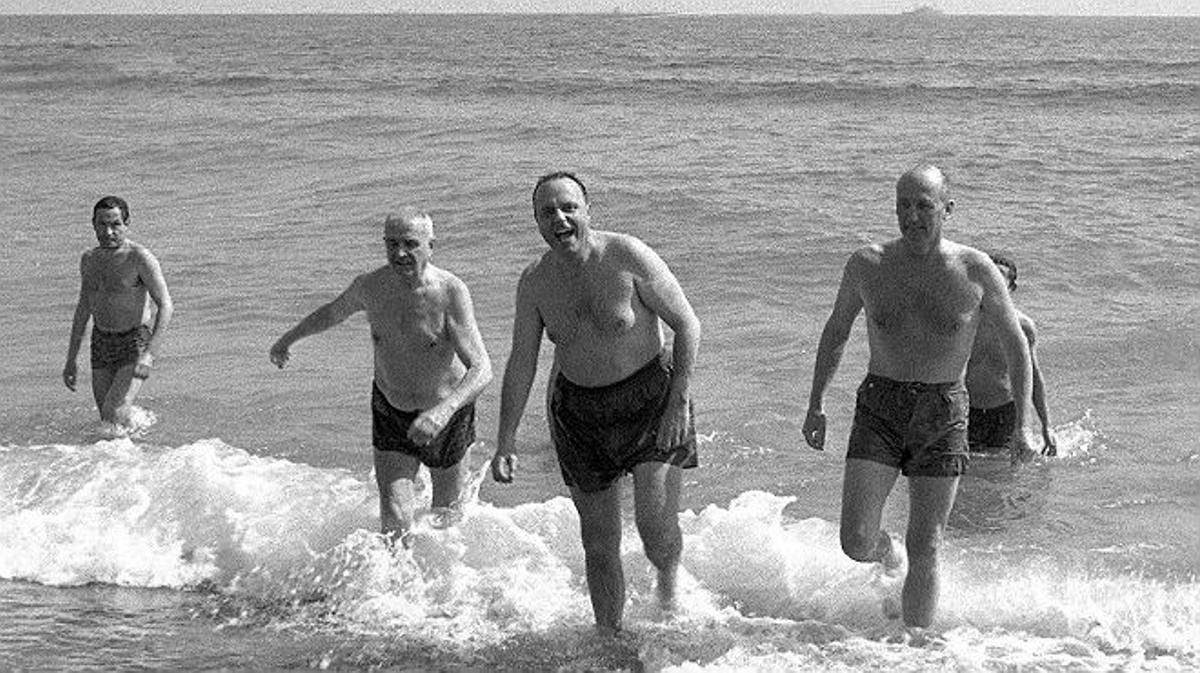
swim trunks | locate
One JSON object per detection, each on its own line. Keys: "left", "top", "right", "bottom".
{"left": 90, "top": 325, "right": 151, "bottom": 372}
{"left": 550, "top": 352, "right": 698, "bottom": 493}
{"left": 968, "top": 401, "right": 1017, "bottom": 454}
{"left": 371, "top": 383, "right": 475, "bottom": 469}
{"left": 846, "top": 373, "right": 969, "bottom": 478}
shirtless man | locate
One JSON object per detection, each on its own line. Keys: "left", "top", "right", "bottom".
{"left": 63, "top": 196, "right": 174, "bottom": 427}
{"left": 490, "top": 172, "right": 701, "bottom": 635}
{"left": 801, "top": 165, "right": 1032, "bottom": 630}
{"left": 966, "top": 253, "right": 1056, "bottom": 456}
{"left": 269, "top": 207, "right": 492, "bottom": 542}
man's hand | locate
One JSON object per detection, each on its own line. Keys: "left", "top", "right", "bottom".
{"left": 408, "top": 407, "right": 452, "bottom": 446}
{"left": 656, "top": 395, "right": 692, "bottom": 451}
{"left": 268, "top": 340, "right": 290, "bottom": 368}
{"left": 133, "top": 353, "right": 153, "bottom": 380}
{"left": 62, "top": 361, "right": 78, "bottom": 391}
{"left": 1009, "top": 432, "right": 1037, "bottom": 465}
{"left": 803, "top": 407, "right": 826, "bottom": 450}
{"left": 491, "top": 450, "right": 515, "bottom": 483}
{"left": 1042, "top": 430, "right": 1058, "bottom": 457}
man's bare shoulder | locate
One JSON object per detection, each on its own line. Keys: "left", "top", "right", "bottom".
{"left": 944, "top": 240, "right": 992, "bottom": 270}
{"left": 520, "top": 250, "right": 556, "bottom": 282}
{"left": 600, "top": 230, "right": 652, "bottom": 255}
{"left": 350, "top": 265, "right": 394, "bottom": 294}
{"left": 599, "top": 231, "right": 667, "bottom": 276}
{"left": 127, "top": 241, "right": 165, "bottom": 271}
{"left": 847, "top": 241, "right": 886, "bottom": 271}
{"left": 426, "top": 264, "right": 470, "bottom": 297}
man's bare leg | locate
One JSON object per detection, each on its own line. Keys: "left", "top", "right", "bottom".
{"left": 839, "top": 458, "right": 902, "bottom": 565}
{"left": 373, "top": 449, "right": 421, "bottom": 545}
{"left": 632, "top": 461, "right": 683, "bottom": 612}
{"left": 428, "top": 445, "right": 471, "bottom": 526}
{"left": 99, "top": 365, "right": 145, "bottom": 427}
{"left": 569, "top": 482, "right": 625, "bottom": 635}
{"left": 91, "top": 367, "right": 115, "bottom": 421}
{"left": 903, "top": 475, "right": 959, "bottom": 628}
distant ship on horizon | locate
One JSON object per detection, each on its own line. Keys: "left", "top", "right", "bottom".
{"left": 901, "top": 4, "right": 945, "bottom": 17}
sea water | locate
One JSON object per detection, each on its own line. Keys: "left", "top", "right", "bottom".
{"left": 0, "top": 13, "right": 1196, "bottom": 671}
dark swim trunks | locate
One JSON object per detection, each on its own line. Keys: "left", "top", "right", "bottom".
{"left": 846, "top": 373, "right": 969, "bottom": 478}
{"left": 968, "top": 401, "right": 1017, "bottom": 454}
{"left": 550, "top": 352, "right": 698, "bottom": 493}
{"left": 90, "top": 325, "right": 151, "bottom": 372}
{"left": 371, "top": 383, "right": 476, "bottom": 469}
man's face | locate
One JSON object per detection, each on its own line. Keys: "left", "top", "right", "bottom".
{"left": 383, "top": 218, "right": 433, "bottom": 278}
{"left": 92, "top": 207, "right": 129, "bottom": 249}
{"left": 895, "top": 176, "right": 951, "bottom": 246}
{"left": 533, "top": 178, "right": 591, "bottom": 254}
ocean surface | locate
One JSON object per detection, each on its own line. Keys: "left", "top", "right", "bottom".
{"left": 1, "top": 12, "right": 1197, "bottom": 672}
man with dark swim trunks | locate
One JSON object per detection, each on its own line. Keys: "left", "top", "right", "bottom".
{"left": 63, "top": 196, "right": 173, "bottom": 427}
{"left": 966, "top": 253, "right": 1056, "bottom": 456}
{"left": 270, "top": 207, "right": 492, "bottom": 543}
{"left": 490, "top": 172, "right": 701, "bottom": 635}
{"left": 801, "top": 165, "right": 1033, "bottom": 631}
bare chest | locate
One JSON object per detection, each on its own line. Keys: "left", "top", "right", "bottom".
{"left": 863, "top": 269, "right": 980, "bottom": 337}
{"left": 365, "top": 291, "right": 448, "bottom": 351}
{"left": 538, "top": 268, "right": 639, "bottom": 345}
{"left": 88, "top": 256, "right": 143, "bottom": 294}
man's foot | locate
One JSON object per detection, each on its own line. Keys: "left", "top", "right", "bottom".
{"left": 594, "top": 623, "right": 623, "bottom": 639}
{"left": 428, "top": 506, "right": 463, "bottom": 529}
{"left": 884, "top": 625, "right": 943, "bottom": 648}
{"left": 882, "top": 535, "right": 907, "bottom": 578}
{"left": 872, "top": 536, "right": 907, "bottom": 619}
{"left": 382, "top": 530, "right": 412, "bottom": 551}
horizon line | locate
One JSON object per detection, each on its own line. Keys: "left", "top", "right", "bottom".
{"left": 1, "top": 10, "right": 1196, "bottom": 16}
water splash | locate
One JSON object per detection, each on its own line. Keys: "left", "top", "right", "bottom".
{"left": 0, "top": 437, "right": 1195, "bottom": 671}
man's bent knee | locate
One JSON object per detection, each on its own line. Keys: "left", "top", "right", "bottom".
{"left": 841, "top": 525, "right": 885, "bottom": 563}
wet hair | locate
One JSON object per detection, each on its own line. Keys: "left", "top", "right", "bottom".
{"left": 532, "top": 171, "right": 588, "bottom": 204}
{"left": 989, "top": 252, "right": 1018, "bottom": 291}
{"left": 93, "top": 195, "right": 130, "bottom": 224}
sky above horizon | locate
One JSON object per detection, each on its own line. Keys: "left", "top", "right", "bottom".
{"left": 1, "top": 0, "right": 1198, "bottom": 16}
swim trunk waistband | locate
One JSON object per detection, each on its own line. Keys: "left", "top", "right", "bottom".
{"left": 554, "top": 353, "right": 667, "bottom": 397}
{"left": 862, "top": 372, "right": 963, "bottom": 394}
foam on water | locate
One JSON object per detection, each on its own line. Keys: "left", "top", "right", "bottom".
{"left": 0, "top": 437, "right": 1194, "bottom": 670}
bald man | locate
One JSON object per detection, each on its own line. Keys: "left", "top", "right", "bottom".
{"left": 801, "top": 165, "right": 1032, "bottom": 630}
{"left": 270, "top": 207, "right": 492, "bottom": 543}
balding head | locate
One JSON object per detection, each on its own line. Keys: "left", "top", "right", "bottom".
{"left": 897, "top": 164, "right": 951, "bottom": 202}
{"left": 384, "top": 206, "right": 434, "bottom": 240}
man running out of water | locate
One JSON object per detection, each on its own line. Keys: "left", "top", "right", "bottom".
{"left": 270, "top": 207, "right": 492, "bottom": 543}
{"left": 801, "top": 165, "right": 1033, "bottom": 630}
